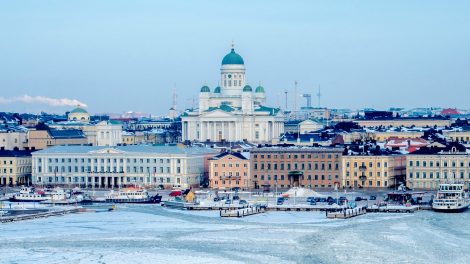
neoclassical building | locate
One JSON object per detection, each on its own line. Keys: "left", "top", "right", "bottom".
{"left": 181, "top": 47, "right": 284, "bottom": 143}
{"left": 68, "top": 106, "right": 90, "bottom": 123}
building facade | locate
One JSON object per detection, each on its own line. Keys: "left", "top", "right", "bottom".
{"left": 342, "top": 154, "right": 406, "bottom": 188}
{"left": 181, "top": 47, "right": 284, "bottom": 143}
{"left": 0, "top": 150, "right": 32, "bottom": 186}
{"left": 27, "top": 129, "right": 88, "bottom": 150}
{"left": 0, "top": 129, "right": 27, "bottom": 150}
{"left": 32, "top": 145, "right": 218, "bottom": 189}
{"left": 406, "top": 144, "right": 470, "bottom": 190}
{"left": 209, "top": 152, "right": 251, "bottom": 190}
{"left": 251, "top": 147, "right": 343, "bottom": 189}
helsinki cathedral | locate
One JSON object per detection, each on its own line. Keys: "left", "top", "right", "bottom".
{"left": 181, "top": 46, "right": 284, "bottom": 143}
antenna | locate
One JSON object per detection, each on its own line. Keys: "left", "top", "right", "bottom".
{"left": 284, "top": 90, "right": 288, "bottom": 110}
{"left": 316, "top": 84, "right": 322, "bottom": 108}
{"left": 294, "top": 81, "right": 298, "bottom": 116}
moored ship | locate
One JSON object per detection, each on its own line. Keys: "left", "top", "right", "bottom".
{"left": 432, "top": 183, "right": 469, "bottom": 213}
{"left": 105, "top": 188, "right": 162, "bottom": 203}
{"left": 9, "top": 187, "right": 49, "bottom": 202}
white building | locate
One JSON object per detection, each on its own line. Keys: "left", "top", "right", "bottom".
{"left": 49, "top": 120, "right": 123, "bottom": 147}
{"left": 32, "top": 145, "right": 218, "bottom": 189}
{"left": 181, "top": 46, "right": 284, "bottom": 143}
{"left": 0, "top": 129, "right": 27, "bottom": 150}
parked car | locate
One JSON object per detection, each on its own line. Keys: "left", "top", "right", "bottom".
{"left": 306, "top": 197, "right": 315, "bottom": 202}
{"left": 239, "top": 200, "right": 248, "bottom": 205}
{"left": 309, "top": 200, "right": 317, "bottom": 205}
{"left": 355, "top": 197, "right": 363, "bottom": 201}
{"left": 213, "top": 197, "right": 221, "bottom": 202}
{"left": 326, "top": 196, "right": 335, "bottom": 203}
{"left": 319, "top": 198, "right": 327, "bottom": 203}
{"left": 369, "top": 195, "right": 377, "bottom": 201}
{"left": 225, "top": 199, "right": 232, "bottom": 204}
{"left": 232, "top": 195, "right": 240, "bottom": 201}
{"left": 277, "top": 197, "right": 285, "bottom": 205}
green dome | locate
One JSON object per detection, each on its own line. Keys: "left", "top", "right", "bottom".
{"left": 243, "top": 85, "right": 252, "bottom": 92}
{"left": 214, "top": 86, "right": 221, "bottom": 93}
{"left": 255, "top": 85, "right": 265, "bottom": 93}
{"left": 70, "top": 107, "right": 88, "bottom": 114}
{"left": 221, "top": 48, "right": 244, "bottom": 65}
{"left": 200, "top": 86, "right": 210, "bottom": 93}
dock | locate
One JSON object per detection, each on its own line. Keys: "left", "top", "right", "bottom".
{"left": 326, "top": 206, "right": 367, "bottom": 219}
{"left": 367, "top": 204, "right": 419, "bottom": 213}
{"left": 1, "top": 208, "right": 83, "bottom": 223}
{"left": 220, "top": 206, "right": 266, "bottom": 217}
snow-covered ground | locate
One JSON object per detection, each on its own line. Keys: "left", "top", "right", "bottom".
{"left": 1, "top": 205, "right": 470, "bottom": 264}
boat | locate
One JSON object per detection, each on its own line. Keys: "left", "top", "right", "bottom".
{"left": 9, "top": 187, "right": 49, "bottom": 202}
{"left": 104, "top": 188, "right": 162, "bottom": 204}
{"left": 40, "top": 188, "right": 83, "bottom": 205}
{"left": 432, "top": 183, "right": 469, "bottom": 213}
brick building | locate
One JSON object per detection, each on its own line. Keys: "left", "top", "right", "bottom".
{"left": 251, "top": 147, "right": 343, "bottom": 189}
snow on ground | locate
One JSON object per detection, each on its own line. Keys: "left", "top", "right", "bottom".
{"left": 1, "top": 205, "right": 470, "bottom": 264}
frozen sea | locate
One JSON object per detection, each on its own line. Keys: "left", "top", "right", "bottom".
{"left": 1, "top": 205, "right": 470, "bottom": 264}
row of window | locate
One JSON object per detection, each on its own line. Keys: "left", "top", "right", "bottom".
{"left": 254, "top": 174, "right": 339, "bottom": 181}
{"left": 214, "top": 172, "right": 247, "bottom": 177}
{"left": 410, "top": 160, "right": 470, "bottom": 168}
{"left": 37, "top": 166, "right": 178, "bottom": 174}
{"left": 213, "top": 163, "right": 247, "bottom": 168}
{"left": 39, "top": 158, "right": 179, "bottom": 164}
{"left": 345, "top": 171, "right": 388, "bottom": 177}
{"left": 409, "top": 171, "right": 470, "bottom": 179}
{"left": 346, "top": 161, "right": 388, "bottom": 168}
{"left": 36, "top": 176, "right": 173, "bottom": 183}
{"left": 253, "top": 162, "right": 339, "bottom": 171}
{"left": 345, "top": 180, "right": 387, "bottom": 187}
{"left": 253, "top": 153, "right": 339, "bottom": 159}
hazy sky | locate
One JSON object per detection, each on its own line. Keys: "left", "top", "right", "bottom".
{"left": 1, "top": 1, "right": 469, "bottom": 115}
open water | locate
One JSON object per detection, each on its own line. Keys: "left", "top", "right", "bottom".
{"left": 1, "top": 205, "right": 469, "bottom": 264}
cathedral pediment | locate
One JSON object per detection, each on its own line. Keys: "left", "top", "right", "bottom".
{"left": 201, "top": 109, "right": 236, "bottom": 118}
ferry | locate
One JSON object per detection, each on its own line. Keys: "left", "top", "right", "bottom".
{"left": 105, "top": 188, "right": 162, "bottom": 204}
{"left": 9, "top": 187, "right": 49, "bottom": 203}
{"left": 432, "top": 183, "right": 469, "bottom": 213}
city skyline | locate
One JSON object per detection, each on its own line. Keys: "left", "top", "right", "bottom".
{"left": 1, "top": 1, "right": 469, "bottom": 114}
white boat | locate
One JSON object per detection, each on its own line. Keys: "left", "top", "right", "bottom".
{"left": 9, "top": 187, "right": 49, "bottom": 202}
{"left": 40, "top": 188, "right": 83, "bottom": 205}
{"left": 432, "top": 183, "right": 470, "bottom": 213}
{"left": 104, "top": 188, "right": 161, "bottom": 203}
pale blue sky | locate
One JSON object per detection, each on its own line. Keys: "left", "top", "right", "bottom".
{"left": 1, "top": 1, "right": 469, "bottom": 114}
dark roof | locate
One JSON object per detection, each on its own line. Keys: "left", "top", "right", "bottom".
{"left": 49, "top": 129, "right": 86, "bottom": 139}
{"left": 411, "top": 142, "right": 467, "bottom": 155}
{"left": 210, "top": 151, "right": 248, "bottom": 160}
{"left": 0, "top": 150, "right": 32, "bottom": 157}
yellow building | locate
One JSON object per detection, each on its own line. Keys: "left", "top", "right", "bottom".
{"left": 67, "top": 106, "right": 90, "bottom": 123}
{"left": 27, "top": 129, "right": 88, "bottom": 150}
{"left": 342, "top": 154, "right": 406, "bottom": 188}
{"left": 209, "top": 152, "right": 252, "bottom": 190}
{"left": 0, "top": 150, "right": 32, "bottom": 186}
{"left": 406, "top": 143, "right": 470, "bottom": 190}
{"left": 442, "top": 129, "right": 470, "bottom": 143}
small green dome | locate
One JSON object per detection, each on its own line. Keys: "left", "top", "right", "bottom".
{"left": 70, "top": 107, "right": 88, "bottom": 114}
{"left": 222, "top": 48, "right": 244, "bottom": 65}
{"left": 200, "top": 86, "right": 210, "bottom": 93}
{"left": 255, "top": 85, "right": 265, "bottom": 93}
{"left": 214, "top": 86, "right": 221, "bottom": 93}
{"left": 243, "top": 85, "right": 252, "bottom": 92}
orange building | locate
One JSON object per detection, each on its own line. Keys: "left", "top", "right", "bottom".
{"left": 209, "top": 152, "right": 251, "bottom": 190}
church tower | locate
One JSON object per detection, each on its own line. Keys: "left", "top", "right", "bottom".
{"left": 220, "top": 45, "right": 246, "bottom": 97}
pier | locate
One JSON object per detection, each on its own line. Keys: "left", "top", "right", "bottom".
{"left": 326, "top": 206, "right": 367, "bottom": 219}
{"left": 1, "top": 208, "right": 83, "bottom": 223}
{"left": 220, "top": 206, "right": 266, "bottom": 217}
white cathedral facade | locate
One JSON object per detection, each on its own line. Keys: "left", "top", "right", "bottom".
{"left": 181, "top": 47, "right": 284, "bottom": 143}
